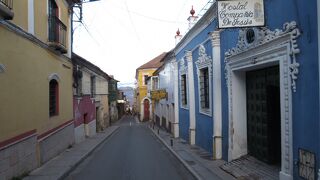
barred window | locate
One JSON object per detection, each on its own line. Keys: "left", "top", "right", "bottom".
{"left": 181, "top": 74, "right": 187, "bottom": 106}
{"left": 199, "top": 67, "right": 209, "bottom": 109}
{"left": 91, "top": 76, "right": 96, "bottom": 97}
{"left": 49, "top": 79, "right": 59, "bottom": 116}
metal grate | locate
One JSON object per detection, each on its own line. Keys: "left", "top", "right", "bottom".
{"left": 48, "top": 16, "right": 67, "bottom": 48}
{"left": 299, "top": 149, "right": 316, "bottom": 180}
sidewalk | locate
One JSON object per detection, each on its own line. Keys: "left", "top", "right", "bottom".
{"left": 23, "top": 125, "right": 119, "bottom": 180}
{"left": 149, "top": 125, "right": 236, "bottom": 180}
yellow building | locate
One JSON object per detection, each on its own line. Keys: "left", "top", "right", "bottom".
{"left": 135, "top": 52, "right": 166, "bottom": 121}
{"left": 0, "top": 0, "right": 78, "bottom": 179}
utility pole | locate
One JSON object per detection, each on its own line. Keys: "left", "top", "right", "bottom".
{"left": 70, "top": 0, "right": 101, "bottom": 52}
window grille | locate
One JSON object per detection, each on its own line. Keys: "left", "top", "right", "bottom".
{"left": 49, "top": 79, "right": 58, "bottom": 116}
{"left": 199, "top": 67, "right": 209, "bottom": 109}
{"left": 181, "top": 74, "right": 187, "bottom": 106}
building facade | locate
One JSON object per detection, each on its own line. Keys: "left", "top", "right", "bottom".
{"left": 72, "top": 53, "right": 110, "bottom": 143}
{"left": 108, "top": 77, "right": 119, "bottom": 123}
{"left": 0, "top": 0, "right": 78, "bottom": 179}
{"left": 152, "top": 51, "right": 179, "bottom": 137}
{"left": 135, "top": 53, "right": 165, "bottom": 121}
{"left": 175, "top": 4, "right": 220, "bottom": 159}
{"left": 173, "top": 1, "right": 320, "bottom": 179}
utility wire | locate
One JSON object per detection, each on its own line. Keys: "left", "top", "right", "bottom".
{"left": 74, "top": 12, "right": 101, "bottom": 47}
{"left": 124, "top": 0, "right": 141, "bottom": 41}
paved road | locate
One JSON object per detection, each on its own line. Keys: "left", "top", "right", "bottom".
{"left": 65, "top": 116, "right": 196, "bottom": 180}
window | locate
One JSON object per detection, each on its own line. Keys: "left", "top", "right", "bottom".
{"left": 195, "top": 44, "right": 212, "bottom": 115}
{"left": 181, "top": 74, "right": 187, "bottom": 106}
{"left": 199, "top": 67, "right": 209, "bottom": 109}
{"left": 144, "top": 75, "right": 148, "bottom": 85}
{"left": 49, "top": 79, "right": 59, "bottom": 116}
{"left": 91, "top": 76, "right": 96, "bottom": 97}
{"left": 48, "top": 0, "right": 67, "bottom": 53}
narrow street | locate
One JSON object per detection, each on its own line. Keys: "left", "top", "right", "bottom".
{"left": 65, "top": 116, "right": 196, "bottom": 180}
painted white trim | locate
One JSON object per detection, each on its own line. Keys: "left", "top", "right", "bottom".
{"left": 48, "top": 73, "right": 61, "bottom": 82}
{"left": 195, "top": 44, "right": 213, "bottom": 117}
{"left": 186, "top": 51, "right": 196, "bottom": 145}
{"left": 179, "top": 58, "right": 189, "bottom": 109}
{"left": 28, "top": 0, "right": 35, "bottom": 35}
{"left": 0, "top": 64, "right": 5, "bottom": 73}
{"left": 210, "top": 31, "right": 222, "bottom": 159}
{"left": 173, "top": 61, "right": 180, "bottom": 138}
{"left": 67, "top": 8, "right": 72, "bottom": 58}
{"left": 225, "top": 22, "right": 301, "bottom": 180}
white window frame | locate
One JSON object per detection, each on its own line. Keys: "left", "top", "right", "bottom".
{"left": 195, "top": 44, "right": 212, "bottom": 116}
{"left": 179, "top": 58, "right": 189, "bottom": 109}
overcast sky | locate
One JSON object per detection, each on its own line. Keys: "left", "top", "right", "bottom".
{"left": 73, "top": 0, "right": 211, "bottom": 86}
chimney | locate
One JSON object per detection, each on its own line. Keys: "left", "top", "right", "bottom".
{"left": 187, "top": 6, "right": 198, "bottom": 30}
{"left": 175, "top": 28, "right": 182, "bottom": 45}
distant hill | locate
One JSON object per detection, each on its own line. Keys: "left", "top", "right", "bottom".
{"left": 118, "top": 86, "right": 134, "bottom": 106}
{"left": 118, "top": 82, "right": 135, "bottom": 88}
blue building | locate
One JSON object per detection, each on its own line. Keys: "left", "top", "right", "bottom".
{"left": 174, "top": 3, "right": 222, "bottom": 159}
{"left": 174, "top": 0, "right": 320, "bottom": 179}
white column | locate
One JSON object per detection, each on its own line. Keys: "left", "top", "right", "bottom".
{"left": 140, "top": 101, "right": 144, "bottom": 121}
{"left": 173, "top": 61, "right": 180, "bottom": 138}
{"left": 149, "top": 101, "right": 153, "bottom": 121}
{"left": 28, "top": 0, "right": 34, "bottom": 35}
{"left": 210, "top": 31, "right": 223, "bottom": 159}
{"left": 186, "top": 51, "right": 196, "bottom": 145}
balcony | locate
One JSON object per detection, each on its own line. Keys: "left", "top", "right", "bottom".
{"left": 0, "top": 0, "right": 14, "bottom": 20}
{"left": 48, "top": 16, "right": 67, "bottom": 54}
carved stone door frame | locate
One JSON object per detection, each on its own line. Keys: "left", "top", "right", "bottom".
{"left": 225, "top": 22, "right": 300, "bottom": 180}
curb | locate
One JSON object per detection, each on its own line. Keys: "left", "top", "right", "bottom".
{"left": 59, "top": 126, "right": 120, "bottom": 180}
{"left": 149, "top": 127, "right": 203, "bottom": 180}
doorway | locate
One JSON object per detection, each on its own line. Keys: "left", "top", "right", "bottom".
{"left": 246, "top": 66, "right": 281, "bottom": 165}
{"left": 143, "top": 99, "right": 150, "bottom": 121}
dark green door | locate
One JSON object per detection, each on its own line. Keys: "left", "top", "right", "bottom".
{"left": 246, "top": 66, "right": 281, "bottom": 164}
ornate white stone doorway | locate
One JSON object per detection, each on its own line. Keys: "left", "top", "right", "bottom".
{"left": 225, "top": 22, "right": 300, "bottom": 180}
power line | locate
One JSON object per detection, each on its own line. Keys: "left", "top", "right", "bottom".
{"left": 74, "top": 12, "right": 101, "bottom": 47}
{"left": 124, "top": 0, "right": 141, "bottom": 41}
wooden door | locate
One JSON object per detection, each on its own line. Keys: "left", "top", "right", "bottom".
{"left": 246, "top": 66, "right": 281, "bottom": 164}
{"left": 143, "top": 99, "right": 150, "bottom": 121}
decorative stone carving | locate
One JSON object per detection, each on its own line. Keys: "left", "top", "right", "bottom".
{"left": 48, "top": 73, "right": 61, "bottom": 82}
{"left": 195, "top": 44, "right": 212, "bottom": 74}
{"left": 179, "top": 58, "right": 187, "bottom": 75}
{"left": 210, "top": 31, "right": 221, "bottom": 47}
{"left": 225, "top": 21, "right": 301, "bottom": 92}
{"left": 195, "top": 44, "right": 213, "bottom": 116}
{"left": 224, "top": 21, "right": 300, "bottom": 178}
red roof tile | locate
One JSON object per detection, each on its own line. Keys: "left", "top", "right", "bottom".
{"left": 137, "top": 52, "right": 167, "bottom": 70}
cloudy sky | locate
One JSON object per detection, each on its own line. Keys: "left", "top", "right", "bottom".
{"left": 73, "top": 0, "right": 211, "bottom": 86}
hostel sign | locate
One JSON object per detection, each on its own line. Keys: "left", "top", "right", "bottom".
{"left": 151, "top": 89, "right": 167, "bottom": 101}
{"left": 217, "top": 0, "right": 265, "bottom": 28}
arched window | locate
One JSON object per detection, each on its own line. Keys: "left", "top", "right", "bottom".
{"left": 49, "top": 79, "right": 59, "bottom": 116}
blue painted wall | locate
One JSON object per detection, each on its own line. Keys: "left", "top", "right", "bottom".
{"left": 219, "top": 0, "right": 320, "bottom": 178}
{"left": 179, "top": 108, "right": 189, "bottom": 141}
{"left": 176, "top": 18, "right": 218, "bottom": 153}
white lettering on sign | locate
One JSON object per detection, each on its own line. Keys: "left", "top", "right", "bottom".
{"left": 218, "top": 0, "right": 265, "bottom": 28}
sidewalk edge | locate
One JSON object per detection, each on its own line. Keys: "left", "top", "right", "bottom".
{"left": 149, "top": 127, "right": 203, "bottom": 180}
{"left": 58, "top": 126, "right": 120, "bottom": 180}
